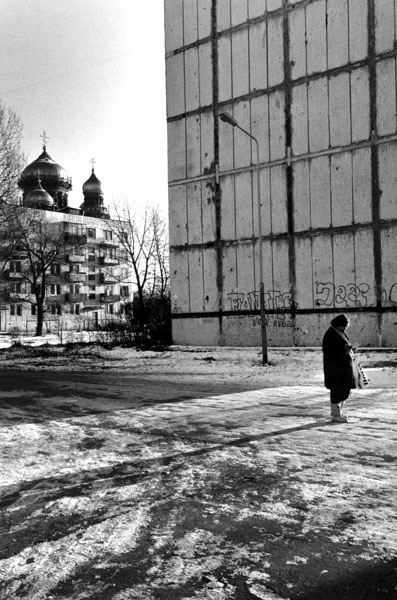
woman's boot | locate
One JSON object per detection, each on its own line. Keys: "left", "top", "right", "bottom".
{"left": 330, "top": 403, "right": 348, "bottom": 423}
{"left": 340, "top": 401, "right": 348, "bottom": 418}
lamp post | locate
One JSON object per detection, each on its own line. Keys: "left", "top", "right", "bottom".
{"left": 219, "top": 111, "right": 268, "bottom": 365}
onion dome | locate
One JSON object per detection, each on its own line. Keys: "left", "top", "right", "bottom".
{"left": 19, "top": 148, "right": 71, "bottom": 189}
{"left": 18, "top": 139, "right": 72, "bottom": 211}
{"left": 24, "top": 175, "right": 54, "bottom": 209}
{"left": 81, "top": 162, "right": 109, "bottom": 218}
{"left": 82, "top": 169, "right": 103, "bottom": 195}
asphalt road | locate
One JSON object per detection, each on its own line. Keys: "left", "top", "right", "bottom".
{"left": 0, "top": 368, "right": 269, "bottom": 426}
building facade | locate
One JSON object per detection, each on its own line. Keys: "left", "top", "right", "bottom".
{"left": 0, "top": 146, "right": 132, "bottom": 335}
{"left": 165, "top": 0, "right": 397, "bottom": 347}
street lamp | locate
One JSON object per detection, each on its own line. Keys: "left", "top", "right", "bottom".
{"left": 219, "top": 111, "right": 269, "bottom": 365}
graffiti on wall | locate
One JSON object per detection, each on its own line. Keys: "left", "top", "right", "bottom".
{"left": 314, "top": 281, "right": 397, "bottom": 307}
{"left": 227, "top": 290, "right": 297, "bottom": 328}
{"left": 227, "top": 280, "right": 397, "bottom": 328}
{"left": 228, "top": 290, "right": 296, "bottom": 312}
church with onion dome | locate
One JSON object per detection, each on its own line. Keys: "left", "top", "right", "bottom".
{"left": 17, "top": 136, "right": 109, "bottom": 219}
{"left": 0, "top": 136, "right": 133, "bottom": 335}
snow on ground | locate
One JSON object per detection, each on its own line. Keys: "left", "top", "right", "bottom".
{"left": 0, "top": 343, "right": 396, "bottom": 599}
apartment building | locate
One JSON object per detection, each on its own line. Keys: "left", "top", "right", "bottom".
{"left": 0, "top": 144, "right": 132, "bottom": 334}
{"left": 165, "top": 0, "right": 397, "bottom": 347}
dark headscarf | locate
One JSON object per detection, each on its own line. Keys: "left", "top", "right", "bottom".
{"left": 331, "top": 314, "right": 349, "bottom": 328}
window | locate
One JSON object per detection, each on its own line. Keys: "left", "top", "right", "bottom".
{"left": 69, "top": 284, "right": 80, "bottom": 294}
{"left": 51, "top": 304, "right": 62, "bottom": 315}
{"left": 72, "top": 246, "right": 85, "bottom": 257}
{"left": 88, "top": 252, "right": 96, "bottom": 262}
{"left": 10, "top": 282, "right": 22, "bottom": 294}
{"left": 87, "top": 228, "right": 96, "bottom": 239}
{"left": 70, "top": 264, "right": 80, "bottom": 273}
{"left": 51, "top": 263, "right": 61, "bottom": 275}
{"left": 50, "top": 284, "right": 61, "bottom": 295}
{"left": 10, "top": 261, "right": 22, "bottom": 273}
{"left": 31, "top": 304, "right": 36, "bottom": 316}
{"left": 71, "top": 303, "right": 80, "bottom": 315}
{"left": 11, "top": 304, "right": 22, "bottom": 316}
{"left": 65, "top": 223, "right": 83, "bottom": 236}
{"left": 88, "top": 274, "right": 96, "bottom": 281}
{"left": 104, "top": 230, "right": 113, "bottom": 240}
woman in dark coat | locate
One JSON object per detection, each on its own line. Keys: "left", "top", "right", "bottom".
{"left": 322, "top": 314, "right": 355, "bottom": 423}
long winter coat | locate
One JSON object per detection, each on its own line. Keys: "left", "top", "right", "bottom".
{"left": 322, "top": 326, "right": 355, "bottom": 390}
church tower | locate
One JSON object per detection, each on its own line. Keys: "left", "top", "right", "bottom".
{"left": 80, "top": 159, "right": 109, "bottom": 219}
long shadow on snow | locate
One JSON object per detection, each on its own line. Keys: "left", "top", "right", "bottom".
{"left": 0, "top": 418, "right": 333, "bottom": 560}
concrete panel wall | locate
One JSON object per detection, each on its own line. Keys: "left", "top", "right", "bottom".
{"left": 165, "top": 0, "right": 397, "bottom": 347}
{"left": 169, "top": 184, "right": 187, "bottom": 247}
{"left": 293, "top": 160, "right": 310, "bottom": 232}
{"left": 330, "top": 153, "right": 352, "bottom": 228}
{"left": 170, "top": 249, "right": 190, "bottom": 314}
{"left": 352, "top": 148, "right": 372, "bottom": 224}
{"left": 381, "top": 228, "right": 397, "bottom": 308}
{"left": 354, "top": 229, "right": 376, "bottom": 307}
{"left": 295, "top": 237, "right": 313, "bottom": 309}
{"left": 379, "top": 141, "right": 397, "bottom": 220}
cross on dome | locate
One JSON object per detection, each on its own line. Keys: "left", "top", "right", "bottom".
{"left": 90, "top": 158, "right": 96, "bottom": 172}
{"left": 40, "top": 131, "right": 49, "bottom": 150}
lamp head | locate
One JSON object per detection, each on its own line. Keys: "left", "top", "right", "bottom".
{"left": 219, "top": 111, "right": 238, "bottom": 127}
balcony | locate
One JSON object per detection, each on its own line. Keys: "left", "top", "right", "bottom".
{"left": 82, "top": 295, "right": 103, "bottom": 308}
{"left": 99, "top": 256, "right": 119, "bottom": 266}
{"left": 63, "top": 232, "right": 88, "bottom": 245}
{"left": 46, "top": 295, "right": 65, "bottom": 304}
{"left": 64, "top": 293, "right": 87, "bottom": 303}
{"left": 65, "top": 272, "right": 87, "bottom": 283}
{"left": 66, "top": 254, "right": 86, "bottom": 263}
{"left": 102, "top": 294, "right": 120, "bottom": 303}
{"left": 99, "top": 238, "right": 118, "bottom": 247}
{"left": 99, "top": 273, "right": 116, "bottom": 284}
{"left": 12, "top": 247, "right": 27, "bottom": 258}
{"left": 7, "top": 271, "right": 23, "bottom": 280}
{"left": 6, "top": 292, "right": 26, "bottom": 302}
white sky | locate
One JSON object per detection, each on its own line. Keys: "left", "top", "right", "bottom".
{"left": 0, "top": 0, "right": 168, "bottom": 214}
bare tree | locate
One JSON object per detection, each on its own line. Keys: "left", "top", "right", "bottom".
{"left": 0, "top": 205, "right": 23, "bottom": 279}
{"left": 4, "top": 208, "right": 86, "bottom": 336}
{"left": 150, "top": 208, "right": 169, "bottom": 300}
{"left": 105, "top": 201, "right": 170, "bottom": 339}
{"left": 0, "top": 100, "right": 25, "bottom": 283}
{"left": 0, "top": 100, "right": 25, "bottom": 209}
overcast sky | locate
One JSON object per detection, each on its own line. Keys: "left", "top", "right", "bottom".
{"left": 0, "top": 0, "right": 168, "bottom": 213}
